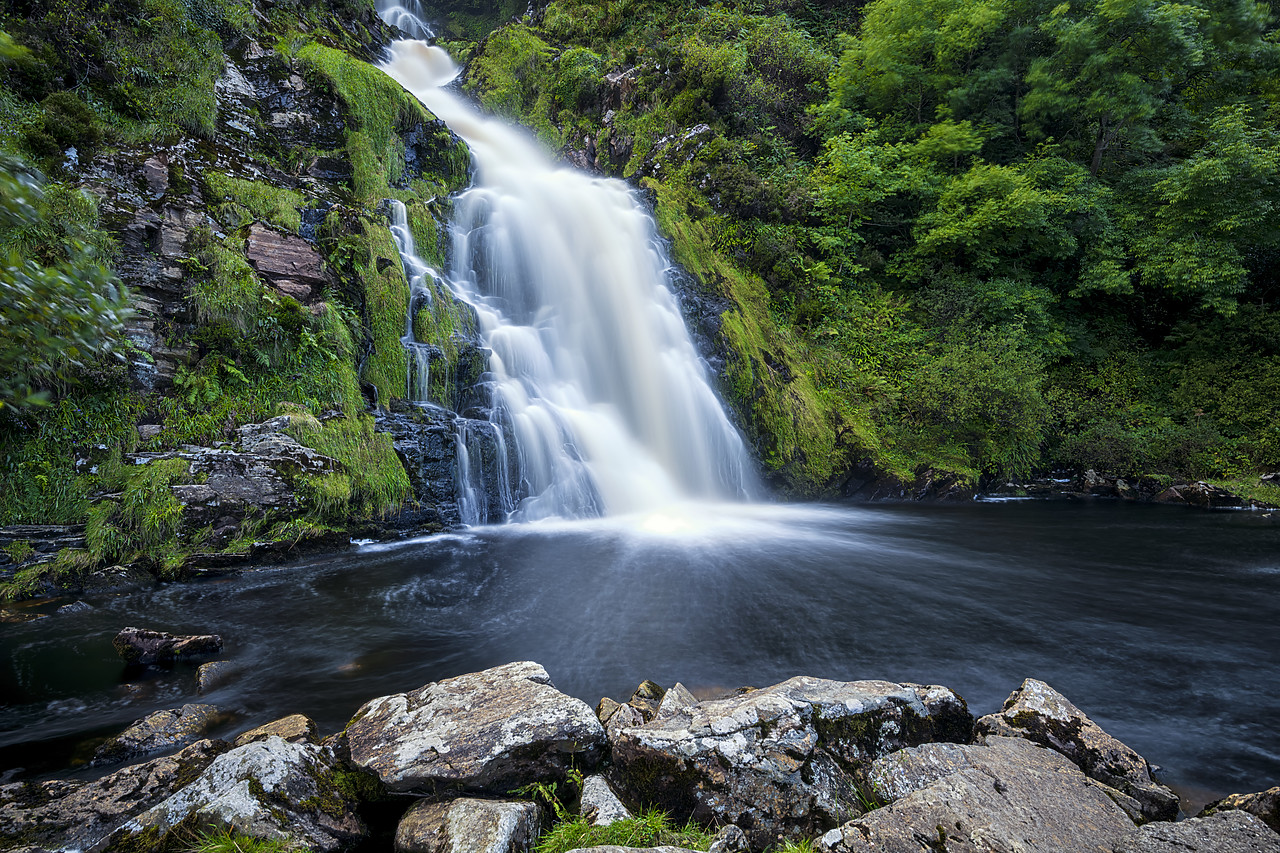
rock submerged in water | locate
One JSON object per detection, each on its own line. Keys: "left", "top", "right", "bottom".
{"left": 113, "top": 626, "right": 223, "bottom": 665}
{"left": 345, "top": 661, "right": 607, "bottom": 794}
{"left": 91, "top": 703, "right": 223, "bottom": 766}
{"left": 974, "top": 677, "right": 1180, "bottom": 822}
{"left": 607, "top": 675, "right": 973, "bottom": 850}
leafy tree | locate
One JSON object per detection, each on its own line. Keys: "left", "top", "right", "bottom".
{"left": 0, "top": 156, "right": 130, "bottom": 409}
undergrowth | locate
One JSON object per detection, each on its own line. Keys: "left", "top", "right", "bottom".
{"left": 534, "top": 809, "right": 714, "bottom": 853}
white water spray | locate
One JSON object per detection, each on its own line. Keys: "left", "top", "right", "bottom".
{"left": 377, "top": 35, "right": 756, "bottom": 522}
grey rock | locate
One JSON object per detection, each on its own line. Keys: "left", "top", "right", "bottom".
{"left": 1203, "top": 787, "right": 1280, "bottom": 834}
{"left": 57, "top": 600, "right": 92, "bottom": 614}
{"left": 233, "top": 713, "right": 318, "bottom": 747}
{"left": 1114, "top": 810, "right": 1280, "bottom": 852}
{"left": 394, "top": 797, "right": 540, "bottom": 853}
{"left": 106, "top": 736, "right": 364, "bottom": 852}
{"left": 708, "top": 825, "right": 748, "bottom": 853}
{"left": 974, "top": 678, "right": 1179, "bottom": 821}
{"left": 603, "top": 702, "right": 644, "bottom": 743}
{"left": 113, "top": 626, "right": 223, "bottom": 665}
{"left": 346, "top": 661, "right": 607, "bottom": 794}
{"left": 92, "top": 703, "right": 223, "bottom": 765}
{"left": 654, "top": 682, "right": 696, "bottom": 721}
{"left": 608, "top": 676, "right": 973, "bottom": 850}
{"left": 628, "top": 679, "right": 666, "bottom": 721}
{"left": 817, "top": 736, "right": 1135, "bottom": 853}
{"left": 580, "top": 774, "right": 631, "bottom": 827}
{"left": 0, "top": 739, "right": 225, "bottom": 851}
{"left": 197, "top": 660, "right": 238, "bottom": 694}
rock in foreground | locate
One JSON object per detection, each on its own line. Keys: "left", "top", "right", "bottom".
{"left": 0, "top": 739, "right": 225, "bottom": 851}
{"left": 608, "top": 676, "right": 972, "bottom": 850}
{"left": 346, "top": 661, "right": 607, "bottom": 794}
{"left": 92, "top": 703, "right": 222, "bottom": 766}
{"left": 106, "top": 735, "right": 363, "bottom": 852}
{"left": 394, "top": 797, "right": 541, "bottom": 853}
{"left": 1203, "top": 787, "right": 1280, "bottom": 834}
{"left": 974, "top": 678, "right": 1179, "bottom": 821}
{"left": 1115, "top": 810, "right": 1280, "bottom": 852}
{"left": 818, "top": 736, "right": 1137, "bottom": 852}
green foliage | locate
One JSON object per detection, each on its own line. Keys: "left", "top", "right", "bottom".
{"left": 0, "top": 157, "right": 129, "bottom": 410}
{"left": 285, "top": 411, "right": 411, "bottom": 519}
{"left": 203, "top": 172, "right": 305, "bottom": 233}
{"left": 534, "top": 808, "right": 713, "bottom": 853}
{"left": 188, "top": 827, "right": 292, "bottom": 853}
{"left": 23, "top": 92, "right": 103, "bottom": 166}
{"left": 86, "top": 457, "right": 193, "bottom": 572}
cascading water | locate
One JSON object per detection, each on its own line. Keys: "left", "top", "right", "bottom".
{"left": 377, "top": 33, "right": 756, "bottom": 523}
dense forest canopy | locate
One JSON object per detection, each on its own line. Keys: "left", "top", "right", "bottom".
{"left": 459, "top": 0, "right": 1280, "bottom": 491}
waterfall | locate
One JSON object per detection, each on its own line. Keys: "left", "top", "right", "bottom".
{"left": 378, "top": 36, "right": 756, "bottom": 523}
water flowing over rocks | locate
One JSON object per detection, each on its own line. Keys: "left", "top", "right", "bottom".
{"left": 974, "top": 677, "right": 1179, "bottom": 821}
{"left": 393, "top": 797, "right": 541, "bottom": 853}
{"left": 105, "top": 735, "right": 364, "bottom": 852}
{"left": 606, "top": 676, "right": 973, "bottom": 850}
{"left": 0, "top": 739, "right": 226, "bottom": 851}
{"left": 92, "top": 703, "right": 223, "bottom": 766}
{"left": 113, "top": 626, "right": 224, "bottom": 665}
{"left": 345, "top": 661, "right": 607, "bottom": 794}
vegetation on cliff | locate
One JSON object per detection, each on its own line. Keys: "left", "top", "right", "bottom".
{"left": 459, "top": 0, "right": 1280, "bottom": 496}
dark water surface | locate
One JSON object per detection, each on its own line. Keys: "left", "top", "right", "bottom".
{"left": 2, "top": 501, "right": 1278, "bottom": 801}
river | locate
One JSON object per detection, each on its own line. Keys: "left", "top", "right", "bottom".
{"left": 2, "top": 500, "right": 1278, "bottom": 809}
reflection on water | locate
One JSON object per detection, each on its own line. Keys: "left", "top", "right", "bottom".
{"left": 1, "top": 501, "right": 1278, "bottom": 799}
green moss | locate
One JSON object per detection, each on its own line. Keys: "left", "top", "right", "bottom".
{"left": 346, "top": 216, "right": 409, "bottom": 407}
{"left": 203, "top": 172, "right": 305, "bottom": 233}
{"left": 646, "top": 174, "right": 841, "bottom": 493}
{"left": 85, "top": 456, "right": 193, "bottom": 573}
{"left": 3, "top": 539, "right": 35, "bottom": 563}
{"left": 190, "top": 827, "right": 292, "bottom": 853}
{"left": 285, "top": 411, "right": 411, "bottom": 519}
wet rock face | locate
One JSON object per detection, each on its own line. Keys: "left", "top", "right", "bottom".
{"left": 377, "top": 402, "right": 462, "bottom": 526}
{"left": 106, "top": 736, "right": 365, "bottom": 853}
{"left": 245, "top": 223, "right": 331, "bottom": 302}
{"left": 1203, "top": 787, "right": 1280, "bottom": 835}
{"left": 393, "top": 797, "right": 541, "bottom": 853}
{"left": 113, "top": 626, "right": 224, "bottom": 665}
{"left": 818, "top": 736, "right": 1139, "bottom": 853}
{"left": 0, "top": 739, "right": 226, "bottom": 852}
{"left": 92, "top": 703, "right": 223, "bottom": 766}
{"left": 974, "top": 678, "right": 1179, "bottom": 822}
{"left": 607, "top": 676, "right": 973, "bottom": 851}
{"left": 1116, "top": 811, "right": 1280, "bottom": 853}
{"left": 345, "top": 661, "right": 607, "bottom": 795}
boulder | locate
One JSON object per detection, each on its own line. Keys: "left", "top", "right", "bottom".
{"left": 197, "top": 660, "right": 238, "bottom": 694}
{"left": 816, "top": 736, "right": 1136, "bottom": 852}
{"left": 608, "top": 676, "right": 973, "bottom": 850}
{"left": 394, "top": 797, "right": 541, "bottom": 853}
{"left": 346, "top": 661, "right": 607, "bottom": 794}
{"left": 974, "top": 678, "right": 1178, "bottom": 821}
{"left": 1203, "top": 788, "right": 1280, "bottom": 834}
{"left": 1114, "top": 810, "right": 1280, "bottom": 852}
{"left": 627, "top": 680, "right": 667, "bottom": 721}
{"left": 708, "top": 825, "right": 748, "bottom": 853}
{"left": 113, "top": 626, "right": 223, "bottom": 665}
{"left": 233, "top": 713, "right": 318, "bottom": 747}
{"left": 92, "top": 703, "right": 223, "bottom": 766}
{"left": 600, "top": 700, "right": 645, "bottom": 743}
{"left": 0, "top": 739, "right": 225, "bottom": 851}
{"left": 580, "top": 774, "right": 632, "bottom": 827}
{"left": 105, "top": 735, "right": 364, "bottom": 852}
